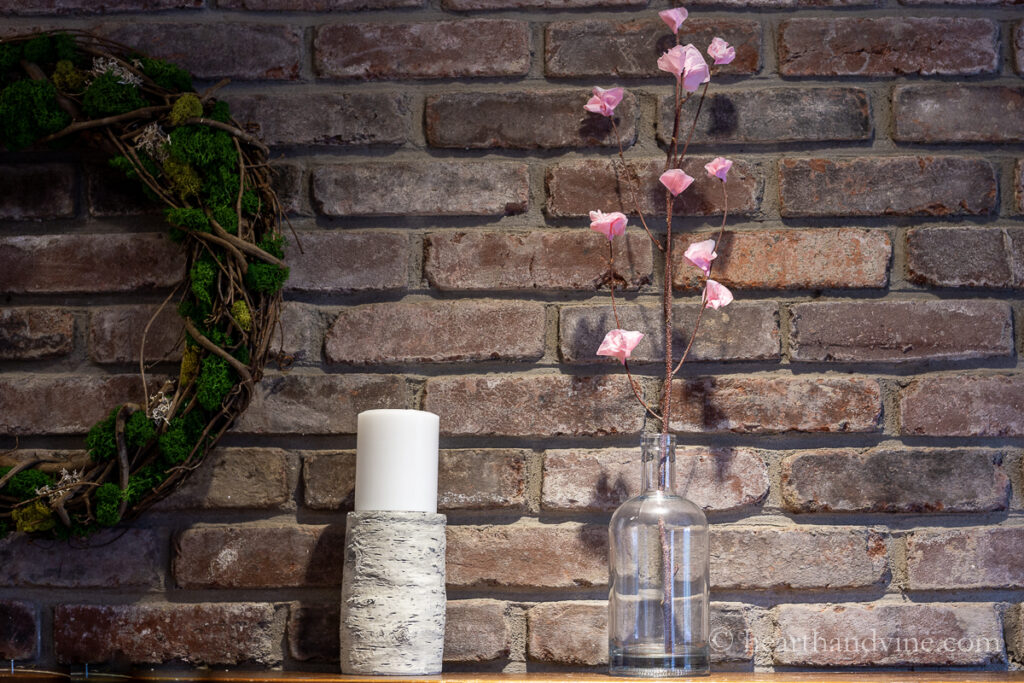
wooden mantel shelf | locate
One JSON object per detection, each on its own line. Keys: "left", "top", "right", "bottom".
{"left": 5, "top": 673, "right": 1024, "bottom": 682}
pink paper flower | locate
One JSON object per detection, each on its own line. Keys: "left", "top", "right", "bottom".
{"left": 589, "top": 210, "right": 628, "bottom": 240}
{"left": 704, "top": 156, "right": 732, "bottom": 181}
{"left": 597, "top": 329, "right": 644, "bottom": 365}
{"left": 584, "top": 86, "right": 625, "bottom": 117}
{"left": 658, "top": 44, "right": 710, "bottom": 93}
{"left": 659, "top": 168, "right": 695, "bottom": 197}
{"left": 684, "top": 238, "right": 717, "bottom": 276}
{"left": 707, "top": 37, "right": 735, "bottom": 65}
{"left": 704, "top": 279, "right": 733, "bottom": 309}
{"left": 658, "top": 7, "right": 688, "bottom": 33}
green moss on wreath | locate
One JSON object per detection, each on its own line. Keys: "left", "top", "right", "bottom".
{"left": 139, "top": 56, "right": 192, "bottom": 92}
{"left": 82, "top": 71, "right": 147, "bottom": 118}
{"left": 169, "top": 93, "right": 202, "bottom": 126}
{"left": 12, "top": 501, "right": 55, "bottom": 533}
{"left": 52, "top": 59, "right": 87, "bottom": 93}
{"left": 0, "top": 79, "right": 71, "bottom": 151}
{"left": 196, "top": 356, "right": 235, "bottom": 412}
{"left": 93, "top": 483, "right": 123, "bottom": 527}
{"left": 85, "top": 408, "right": 118, "bottom": 462}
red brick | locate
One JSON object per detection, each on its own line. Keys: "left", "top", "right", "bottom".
{"left": 234, "top": 373, "right": 407, "bottom": 435}
{"left": 542, "top": 446, "right": 768, "bottom": 513}
{"left": 900, "top": 375, "right": 1024, "bottom": 437}
{"left": 559, "top": 301, "right": 779, "bottom": 364}
{"left": 781, "top": 448, "right": 1010, "bottom": 514}
{"left": 302, "top": 452, "right": 355, "bottom": 511}
{"left": 286, "top": 231, "right": 407, "bottom": 293}
{"left": 54, "top": 603, "right": 279, "bottom": 666}
{"left": 313, "top": 162, "right": 528, "bottom": 217}
{"left": 779, "top": 157, "right": 996, "bottom": 218}
{"left": 778, "top": 18, "right": 998, "bottom": 77}
{"left": 97, "top": 23, "right": 301, "bottom": 80}
{"left": 315, "top": 20, "right": 530, "bottom": 80}
{"left": 0, "top": 164, "right": 75, "bottom": 220}
{"left": 669, "top": 375, "right": 882, "bottom": 434}
{"left": 789, "top": 300, "right": 1013, "bottom": 363}
{"left": 659, "top": 87, "right": 871, "bottom": 145}
{"left": 279, "top": 302, "right": 325, "bottom": 367}
{"left": 0, "top": 601, "right": 37, "bottom": 661}
{"left": 447, "top": 522, "right": 607, "bottom": 588}
{"left": 0, "top": 308, "right": 73, "bottom": 360}
{"left": 427, "top": 90, "right": 638, "bottom": 150}
{"left": 712, "top": 526, "right": 887, "bottom": 590}
{"left": 228, "top": 92, "right": 410, "bottom": 147}
{"left": 156, "top": 448, "right": 290, "bottom": 510}
{"left": 444, "top": 0, "right": 639, "bottom": 9}
{"left": 88, "top": 305, "right": 183, "bottom": 364}
{"left": 1018, "top": 160, "right": 1024, "bottom": 214}
{"left": 0, "top": 234, "right": 184, "bottom": 294}
{"left": 673, "top": 229, "right": 891, "bottom": 291}
{"left": 0, "top": 375, "right": 164, "bottom": 435}
{"left": 424, "top": 374, "right": 644, "bottom": 438}
{"left": 326, "top": 300, "right": 546, "bottom": 364}
{"left": 0, "top": 529, "right": 160, "bottom": 588}
{"left": 906, "top": 227, "right": 1016, "bottom": 288}
{"left": 221, "top": 0, "right": 419, "bottom": 8}
{"left": 546, "top": 158, "right": 761, "bottom": 217}
{"left": 895, "top": 86, "right": 1024, "bottom": 143}
{"left": 687, "top": 0, "right": 873, "bottom": 5}
{"left": 173, "top": 525, "right": 344, "bottom": 588}
{"left": 3, "top": 0, "right": 200, "bottom": 12}
{"left": 424, "top": 230, "right": 652, "bottom": 292}
{"left": 906, "top": 527, "right": 1024, "bottom": 590}
{"left": 773, "top": 603, "right": 1003, "bottom": 666}
{"left": 545, "top": 18, "right": 760, "bottom": 78}
{"left": 1017, "top": 22, "right": 1024, "bottom": 76}
{"left": 271, "top": 162, "right": 307, "bottom": 216}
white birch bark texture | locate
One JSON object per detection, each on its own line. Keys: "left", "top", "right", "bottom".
{"left": 340, "top": 511, "right": 447, "bottom": 674}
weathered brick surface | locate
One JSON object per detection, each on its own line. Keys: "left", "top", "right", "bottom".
{"left": 779, "top": 157, "right": 997, "bottom": 217}
{"left": 315, "top": 20, "right": 530, "bottom": 80}
{"left": 229, "top": 93, "right": 411, "bottom": 147}
{"left": 286, "top": 604, "right": 338, "bottom": 662}
{"left": 688, "top": 0, "right": 873, "bottom": 5}
{"left": 906, "top": 527, "right": 1024, "bottom": 590}
{"left": 0, "top": 529, "right": 160, "bottom": 588}
{"left": 1018, "top": 160, "right": 1024, "bottom": 215}
{"left": 0, "top": 164, "right": 75, "bottom": 220}
{"left": 894, "top": 86, "right": 1024, "bottom": 143}
{"left": 156, "top": 448, "right": 290, "bottom": 510}
{"left": 673, "top": 229, "right": 891, "bottom": 291}
{"left": 325, "top": 300, "right": 546, "bottom": 364}
{"left": 444, "top": 0, "right": 640, "bottom": 9}
{"left": 86, "top": 161, "right": 156, "bottom": 217}
{"left": 1017, "top": 22, "right": 1024, "bottom": 76}
{"left": 427, "top": 90, "right": 637, "bottom": 150}
{"left": 781, "top": 448, "right": 1010, "bottom": 513}
{"left": 906, "top": 227, "right": 1024, "bottom": 288}
{"left": 545, "top": 19, "right": 760, "bottom": 78}
{"left": 424, "top": 230, "right": 652, "bottom": 291}
{"left": 542, "top": 447, "right": 769, "bottom": 513}
{"left": 659, "top": 88, "right": 871, "bottom": 145}
{"left": 447, "top": 522, "right": 607, "bottom": 588}
{"left": 313, "top": 162, "right": 528, "bottom": 216}
{"left": 286, "top": 231, "right": 407, "bottom": 293}
{"left": 88, "top": 305, "right": 183, "bottom": 364}
{"left": 559, "top": 302, "right": 779, "bottom": 364}
{"left": 527, "top": 601, "right": 754, "bottom": 665}
{"left": 221, "top": 0, "right": 419, "bottom": 9}
{"left": 1009, "top": 605, "right": 1024, "bottom": 664}
{"left": 900, "top": 375, "right": 1024, "bottom": 437}
{"left": 0, "top": 375, "right": 163, "bottom": 435}
{"left": 303, "top": 449, "right": 528, "bottom": 511}
{"left": 789, "top": 300, "right": 1013, "bottom": 363}
{"left": 778, "top": 18, "right": 999, "bottom": 77}
{"left": 98, "top": 23, "right": 302, "bottom": 80}
{"left": 0, "top": 234, "right": 184, "bottom": 294}
{"left": 0, "top": 601, "right": 37, "bottom": 661}
{"left": 234, "top": 374, "right": 407, "bottom": 435}
{"left": 547, "top": 158, "right": 761, "bottom": 217}
{"left": 712, "top": 526, "right": 887, "bottom": 590}
{"left": 669, "top": 376, "right": 882, "bottom": 434}
{"left": 54, "top": 604, "right": 279, "bottom": 666}
{"left": 173, "top": 525, "right": 345, "bottom": 588}
{"left": 271, "top": 162, "right": 307, "bottom": 216}
{"left": 424, "top": 375, "right": 644, "bottom": 437}
{"left": 0, "top": 308, "right": 73, "bottom": 360}
{"left": 279, "top": 302, "right": 325, "bottom": 367}
{"left": 773, "top": 603, "right": 1003, "bottom": 666}
{"left": 3, "top": 0, "right": 200, "bottom": 12}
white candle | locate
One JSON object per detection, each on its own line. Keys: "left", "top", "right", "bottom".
{"left": 355, "top": 409, "right": 439, "bottom": 513}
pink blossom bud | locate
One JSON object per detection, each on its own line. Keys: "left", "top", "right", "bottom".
{"left": 583, "top": 86, "right": 625, "bottom": 117}
{"left": 707, "top": 37, "right": 736, "bottom": 65}
{"left": 597, "top": 329, "right": 644, "bottom": 365}
{"left": 684, "top": 238, "right": 717, "bottom": 276}
{"left": 589, "top": 210, "right": 628, "bottom": 240}
{"left": 659, "top": 168, "right": 695, "bottom": 197}
{"left": 704, "top": 156, "right": 732, "bottom": 182}
{"left": 658, "top": 7, "right": 688, "bottom": 33}
{"left": 658, "top": 44, "right": 711, "bottom": 93}
{"left": 704, "top": 279, "right": 733, "bottom": 310}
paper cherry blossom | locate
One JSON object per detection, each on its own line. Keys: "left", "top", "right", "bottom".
{"left": 707, "top": 37, "right": 736, "bottom": 65}
{"left": 704, "top": 156, "right": 732, "bottom": 181}
{"left": 704, "top": 279, "right": 733, "bottom": 309}
{"left": 597, "top": 329, "right": 645, "bottom": 365}
{"left": 684, "top": 239, "right": 717, "bottom": 276}
{"left": 659, "top": 168, "right": 695, "bottom": 197}
{"left": 658, "top": 7, "right": 688, "bottom": 33}
{"left": 657, "top": 44, "right": 710, "bottom": 93}
{"left": 584, "top": 86, "right": 625, "bottom": 117}
{"left": 589, "top": 210, "right": 628, "bottom": 240}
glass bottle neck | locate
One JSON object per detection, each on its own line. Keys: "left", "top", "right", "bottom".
{"left": 641, "top": 434, "right": 675, "bottom": 493}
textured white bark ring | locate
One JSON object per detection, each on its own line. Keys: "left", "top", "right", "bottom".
{"left": 340, "top": 511, "right": 447, "bottom": 674}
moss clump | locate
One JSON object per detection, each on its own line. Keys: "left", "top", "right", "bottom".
{"left": 157, "top": 410, "right": 206, "bottom": 465}
{"left": 82, "top": 71, "right": 147, "bottom": 118}
{"left": 93, "top": 483, "right": 122, "bottom": 527}
{"left": 21, "top": 34, "right": 75, "bottom": 66}
{"left": 231, "top": 301, "right": 252, "bottom": 332}
{"left": 52, "top": 59, "right": 87, "bottom": 93}
{"left": 208, "top": 100, "right": 231, "bottom": 123}
{"left": 0, "top": 79, "right": 71, "bottom": 151}
{"left": 169, "top": 93, "right": 202, "bottom": 126}
{"left": 189, "top": 258, "right": 217, "bottom": 311}
{"left": 140, "top": 56, "right": 192, "bottom": 92}
{"left": 1, "top": 468, "right": 54, "bottom": 500}
{"left": 163, "top": 156, "right": 201, "bottom": 201}
{"left": 85, "top": 407, "right": 118, "bottom": 461}
{"left": 170, "top": 124, "right": 236, "bottom": 170}
{"left": 0, "top": 43, "right": 22, "bottom": 73}
{"left": 244, "top": 262, "right": 289, "bottom": 294}
{"left": 211, "top": 205, "right": 237, "bottom": 235}
{"left": 12, "top": 501, "right": 54, "bottom": 534}
{"left": 179, "top": 345, "right": 201, "bottom": 387}
{"left": 241, "top": 190, "right": 260, "bottom": 216}
{"left": 125, "top": 410, "right": 156, "bottom": 449}
{"left": 196, "top": 356, "right": 235, "bottom": 412}
{"left": 166, "top": 206, "right": 209, "bottom": 232}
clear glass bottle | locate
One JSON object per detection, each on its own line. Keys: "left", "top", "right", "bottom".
{"left": 608, "top": 433, "right": 710, "bottom": 677}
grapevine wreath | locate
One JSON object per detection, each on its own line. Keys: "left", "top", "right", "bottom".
{"left": 0, "top": 31, "right": 289, "bottom": 538}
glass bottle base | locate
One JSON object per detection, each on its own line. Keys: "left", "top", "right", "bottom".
{"left": 609, "top": 647, "right": 710, "bottom": 677}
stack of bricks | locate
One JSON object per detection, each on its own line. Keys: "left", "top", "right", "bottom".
{"left": 1, "top": 0, "right": 1024, "bottom": 672}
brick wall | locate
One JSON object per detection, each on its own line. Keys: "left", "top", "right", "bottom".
{"left": 1, "top": 0, "right": 1023, "bottom": 673}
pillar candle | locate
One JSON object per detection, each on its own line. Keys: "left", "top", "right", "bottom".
{"left": 355, "top": 409, "right": 439, "bottom": 513}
